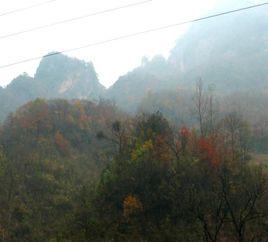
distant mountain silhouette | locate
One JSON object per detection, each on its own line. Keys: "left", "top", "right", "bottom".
{"left": 106, "top": 56, "right": 176, "bottom": 112}
{"left": 169, "top": 2, "right": 268, "bottom": 90}
{"left": 107, "top": 3, "right": 268, "bottom": 111}
{"left": 1, "top": 2, "right": 268, "bottom": 120}
{"left": 0, "top": 53, "right": 105, "bottom": 121}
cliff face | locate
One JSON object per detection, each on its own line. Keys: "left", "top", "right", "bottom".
{"left": 34, "top": 53, "right": 105, "bottom": 100}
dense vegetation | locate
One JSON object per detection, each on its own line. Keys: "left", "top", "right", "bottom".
{"left": 138, "top": 87, "right": 268, "bottom": 154}
{"left": 0, "top": 95, "right": 268, "bottom": 241}
{"left": 0, "top": 99, "right": 123, "bottom": 241}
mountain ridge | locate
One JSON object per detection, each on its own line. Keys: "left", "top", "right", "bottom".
{"left": 1, "top": 3, "right": 268, "bottom": 120}
{"left": 0, "top": 53, "right": 105, "bottom": 121}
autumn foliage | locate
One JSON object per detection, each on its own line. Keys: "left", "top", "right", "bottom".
{"left": 55, "top": 131, "right": 70, "bottom": 155}
{"left": 180, "top": 126, "right": 190, "bottom": 138}
{"left": 198, "top": 136, "right": 220, "bottom": 167}
{"left": 0, "top": 102, "right": 267, "bottom": 242}
{"left": 123, "top": 195, "right": 143, "bottom": 218}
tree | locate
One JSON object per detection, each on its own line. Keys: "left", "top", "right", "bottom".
{"left": 193, "top": 79, "right": 208, "bottom": 137}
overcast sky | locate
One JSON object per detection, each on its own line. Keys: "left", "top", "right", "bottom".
{"left": 0, "top": 0, "right": 255, "bottom": 87}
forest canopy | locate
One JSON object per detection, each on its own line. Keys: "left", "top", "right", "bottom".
{"left": 0, "top": 97, "right": 268, "bottom": 241}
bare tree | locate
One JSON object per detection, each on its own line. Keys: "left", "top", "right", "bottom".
{"left": 223, "top": 112, "right": 250, "bottom": 162}
{"left": 220, "top": 164, "right": 266, "bottom": 242}
{"left": 193, "top": 79, "right": 208, "bottom": 137}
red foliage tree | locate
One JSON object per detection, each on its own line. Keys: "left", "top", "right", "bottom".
{"left": 198, "top": 137, "right": 220, "bottom": 167}
{"left": 55, "top": 131, "right": 70, "bottom": 156}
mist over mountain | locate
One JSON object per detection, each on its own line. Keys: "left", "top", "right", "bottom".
{"left": 0, "top": 54, "right": 105, "bottom": 121}
{"left": 106, "top": 56, "right": 176, "bottom": 112}
{"left": 107, "top": 3, "right": 268, "bottom": 111}
{"left": 1, "top": 1, "right": 268, "bottom": 240}
{"left": 0, "top": 73, "right": 35, "bottom": 122}
{"left": 169, "top": 4, "right": 268, "bottom": 90}
{"left": 34, "top": 53, "right": 105, "bottom": 99}
{"left": 0, "top": 2, "right": 268, "bottom": 120}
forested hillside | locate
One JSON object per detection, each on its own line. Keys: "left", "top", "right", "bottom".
{"left": 0, "top": 1, "right": 268, "bottom": 240}
{"left": 0, "top": 99, "right": 125, "bottom": 241}
{"left": 0, "top": 98, "right": 268, "bottom": 241}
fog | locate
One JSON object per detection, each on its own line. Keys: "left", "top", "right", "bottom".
{"left": 0, "top": 0, "right": 218, "bottom": 87}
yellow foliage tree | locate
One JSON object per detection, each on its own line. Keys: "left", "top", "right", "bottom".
{"left": 123, "top": 195, "right": 143, "bottom": 218}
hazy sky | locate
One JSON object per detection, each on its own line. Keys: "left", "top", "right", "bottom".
{"left": 0, "top": 0, "right": 254, "bottom": 87}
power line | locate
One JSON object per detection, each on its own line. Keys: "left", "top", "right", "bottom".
{"left": 0, "top": 0, "right": 57, "bottom": 17}
{"left": 0, "top": 2, "right": 267, "bottom": 69}
{"left": 0, "top": 0, "right": 152, "bottom": 40}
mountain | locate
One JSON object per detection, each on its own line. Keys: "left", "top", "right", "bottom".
{"left": 1, "top": 2, "right": 268, "bottom": 119}
{"left": 169, "top": 2, "right": 268, "bottom": 90}
{"left": 106, "top": 56, "right": 175, "bottom": 112}
{"left": 0, "top": 53, "right": 105, "bottom": 122}
{"left": 34, "top": 53, "right": 105, "bottom": 99}
{"left": 0, "top": 73, "right": 36, "bottom": 121}
{"left": 107, "top": 2, "right": 268, "bottom": 111}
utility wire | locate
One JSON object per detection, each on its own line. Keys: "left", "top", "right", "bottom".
{"left": 0, "top": 2, "right": 267, "bottom": 69}
{"left": 0, "top": 0, "right": 57, "bottom": 17}
{"left": 0, "top": 0, "right": 152, "bottom": 40}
